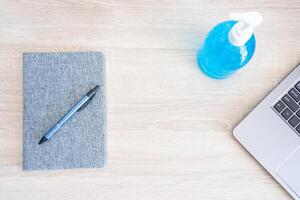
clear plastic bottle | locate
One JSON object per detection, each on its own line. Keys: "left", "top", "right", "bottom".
{"left": 198, "top": 12, "right": 263, "bottom": 79}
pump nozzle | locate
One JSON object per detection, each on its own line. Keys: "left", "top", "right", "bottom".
{"left": 230, "top": 12, "right": 263, "bottom": 29}
{"left": 228, "top": 12, "right": 263, "bottom": 46}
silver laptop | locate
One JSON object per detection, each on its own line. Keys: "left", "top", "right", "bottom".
{"left": 234, "top": 63, "right": 300, "bottom": 200}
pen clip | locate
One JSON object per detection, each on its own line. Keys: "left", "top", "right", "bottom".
{"left": 77, "top": 93, "right": 96, "bottom": 112}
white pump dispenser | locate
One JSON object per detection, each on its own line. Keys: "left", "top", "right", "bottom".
{"left": 228, "top": 12, "right": 263, "bottom": 46}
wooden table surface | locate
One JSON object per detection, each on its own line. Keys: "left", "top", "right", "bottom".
{"left": 0, "top": 0, "right": 299, "bottom": 199}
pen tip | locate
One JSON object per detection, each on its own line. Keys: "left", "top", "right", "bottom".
{"left": 87, "top": 85, "right": 100, "bottom": 97}
{"left": 38, "top": 136, "right": 48, "bottom": 145}
{"left": 93, "top": 85, "right": 99, "bottom": 90}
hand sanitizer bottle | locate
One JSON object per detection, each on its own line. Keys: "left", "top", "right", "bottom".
{"left": 198, "top": 12, "right": 263, "bottom": 79}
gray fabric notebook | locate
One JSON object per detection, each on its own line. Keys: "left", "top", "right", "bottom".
{"left": 23, "top": 52, "right": 106, "bottom": 171}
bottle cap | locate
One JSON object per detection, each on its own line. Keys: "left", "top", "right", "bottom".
{"left": 228, "top": 12, "right": 263, "bottom": 46}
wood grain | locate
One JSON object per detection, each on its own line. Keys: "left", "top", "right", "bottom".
{"left": 0, "top": 0, "right": 299, "bottom": 199}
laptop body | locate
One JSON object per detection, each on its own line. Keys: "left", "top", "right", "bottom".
{"left": 234, "top": 63, "right": 300, "bottom": 200}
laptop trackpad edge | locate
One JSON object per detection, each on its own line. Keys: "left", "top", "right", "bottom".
{"left": 276, "top": 146, "right": 300, "bottom": 198}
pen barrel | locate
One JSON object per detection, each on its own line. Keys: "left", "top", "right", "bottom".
{"left": 45, "top": 124, "right": 60, "bottom": 139}
{"left": 58, "top": 96, "right": 90, "bottom": 126}
{"left": 44, "top": 95, "right": 90, "bottom": 139}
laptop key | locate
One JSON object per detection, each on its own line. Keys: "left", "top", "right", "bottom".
{"left": 282, "top": 94, "right": 299, "bottom": 112}
{"left": 296, "top": 124, "right": 300, "bottom": 134}
{"left": 288, "top": 88, "right": 300, "bottom": 102}
{"left": 274, "top": 100, "right": 286, "bottom": 113}
{"left": 282, "top": 108, "right": 293, "bottom": 120}
{"left": 289, "top": 115, "right": 300, "bottom": 127}
{"left": 295, "top": 81, "right": 300, "bottom": 92}
{"left": 297, "top": 110, "right": 300, "bottom": 118}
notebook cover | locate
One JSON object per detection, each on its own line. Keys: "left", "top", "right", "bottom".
{"left": 23, "top": 52, "right": 106, "bottom": 170}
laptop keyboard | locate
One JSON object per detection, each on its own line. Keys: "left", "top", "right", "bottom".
{"left": 274, "top": 81, "right": 300, "bottom": 134}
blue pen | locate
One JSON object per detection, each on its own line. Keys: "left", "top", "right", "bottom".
{"left": 38, "top": 85, "right": 99, "bottom": 145}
